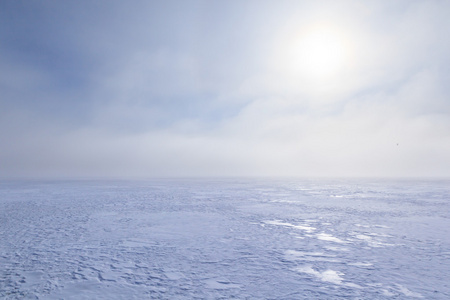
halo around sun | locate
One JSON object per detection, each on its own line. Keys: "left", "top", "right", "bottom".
{"left": 295, "top": 26, "right": 347, "bottom": 79}
{"left": 272, "top": 22, "right": 353, "bottom": 89}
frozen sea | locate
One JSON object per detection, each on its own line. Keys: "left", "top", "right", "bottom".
{"left": 1, "top": 179, "right": 449, "bottom": 299}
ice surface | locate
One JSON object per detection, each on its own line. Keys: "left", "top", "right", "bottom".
{"left": 316, "top": 233, "right": 347, "bottom": 244}
{"left": 0, "top": 178, "right": 449, "bottom": 299}
{"left": 264, "top": 220, "right": 316, "bottom": 232}
{"left": 295, "top": 265, "right": 345, "bottom": 285}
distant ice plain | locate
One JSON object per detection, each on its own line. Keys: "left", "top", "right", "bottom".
{"left": 1, "top": 179, "right": 449, "bottom": 299}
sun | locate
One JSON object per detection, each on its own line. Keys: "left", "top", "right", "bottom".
{"left": 296, "top": 27, "right": 347, "bottom": 78}
{"left": 274, "top": 23, "right": 352, "bottom": 85}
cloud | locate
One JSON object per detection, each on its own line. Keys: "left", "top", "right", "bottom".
{"left": 1, "top": 0, "right": 450, "bottom": 178}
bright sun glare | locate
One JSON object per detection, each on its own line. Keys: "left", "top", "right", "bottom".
{"left": 299, "top": 28, "right": 346, "bottom": 77}
{"left": 279, "top": 24, "right": 351, "bottom": 84}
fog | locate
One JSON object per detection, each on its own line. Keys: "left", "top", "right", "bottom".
{"left": 1, "top": 0, "right": 450, "bottom": 178}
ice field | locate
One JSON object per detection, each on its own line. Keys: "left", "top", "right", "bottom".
{"left": 1, "top": 179, "right": 449, "bottom": 299}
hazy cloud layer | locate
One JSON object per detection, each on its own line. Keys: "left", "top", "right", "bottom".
{"left": 1, "top": 0, "right": 449, "bottom": 178}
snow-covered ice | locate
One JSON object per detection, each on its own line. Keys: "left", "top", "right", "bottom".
{"left": 1, "top": 178, "right": 449, "bottom": 299}
{"left": 294, "top": 265, "right": 345, "bottom": 285}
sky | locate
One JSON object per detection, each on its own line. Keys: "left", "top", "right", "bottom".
{"left": 1, "top": 0, "right": 450, "bottom": 179}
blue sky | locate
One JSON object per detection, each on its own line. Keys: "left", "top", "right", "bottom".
{"left": 1, "top": 0, "right": 450, "bottom": 178}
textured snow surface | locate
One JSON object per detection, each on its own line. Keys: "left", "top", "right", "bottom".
{"left": 1, "top": 179, "right": 449, "bottom": 299}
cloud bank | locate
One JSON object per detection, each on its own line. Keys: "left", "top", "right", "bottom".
{"left": 1, "top": 0, "right": 450, "bottom": 178}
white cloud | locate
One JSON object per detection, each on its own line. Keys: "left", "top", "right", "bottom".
{"left": 1, "top": 0, "right": 450, "bottom": 178}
